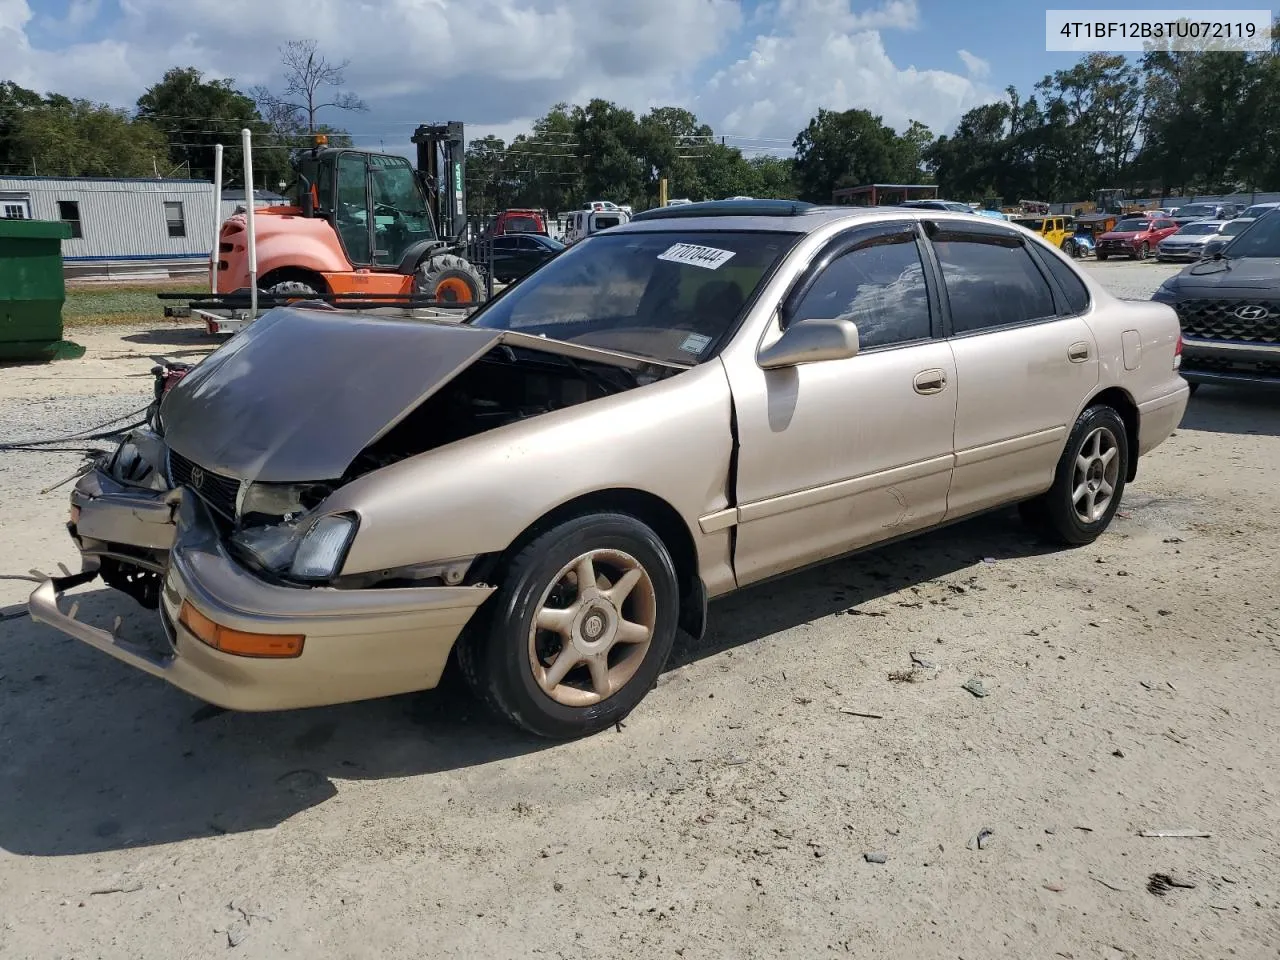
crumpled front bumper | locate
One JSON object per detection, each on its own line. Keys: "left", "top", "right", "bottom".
{"left": 30, "top": 496, "right": 497, "bottom": 712}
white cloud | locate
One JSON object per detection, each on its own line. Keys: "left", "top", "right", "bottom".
{"left": 700, "top": 0, "right": 994, "bottom": 141}
{"left": 957, "top": 49, "right": 990, "bottom": 78}
{"left": 3, "top": 0, "right": 994, "bottom": 155}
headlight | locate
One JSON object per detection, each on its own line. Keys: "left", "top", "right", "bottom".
{"left": 108, "top": 426, "right": 169, "bottom": 490}
{"left": 290, "top": 515, "right": 358, "bottom": 580}
{"left": 238, "top": 481, "right": 331, "bottom": 520}
{"left": 230, "top": 513, "right": 357, "bottom": 582}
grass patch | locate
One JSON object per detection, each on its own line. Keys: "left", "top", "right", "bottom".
{"left": 62, "top": 281, "right": 207, "bottom": 327}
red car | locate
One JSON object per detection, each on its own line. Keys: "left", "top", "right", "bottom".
{"left": 484, "top": 208, "right": 549, "bottom": 238}
{"left": 1095, "top": 216, "right": 1180, "bottom": 260}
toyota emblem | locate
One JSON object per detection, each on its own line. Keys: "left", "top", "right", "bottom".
{"left": 1234, "top": 304, "right": 1268, "bottom": 321}
{"left": 189, "top": 466, "right": 205, "bottom": 489}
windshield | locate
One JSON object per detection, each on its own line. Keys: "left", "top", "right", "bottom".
{"left": 1223, "top": 213, "right": 1280, "bottom": 257}
{"left": 1177, "top": 204, "right": 1215, "bottom": 218}
{"left": 1115, "top": 219, "right": 1149, "bottom": 232}
{"left": 368, "top": 155, "right": 435, "bottom": 237}
{"left": 1241, "top": 205, "right": 1277, "bottom": 219}
{"left": 1177, "top": 223, "right": 1219, "bottom": 236}
{"left": 503, "top": 215, "right": 542, "bottom": 234}
{"left": 468, "top": 230, "right": 799, "bottom": 365}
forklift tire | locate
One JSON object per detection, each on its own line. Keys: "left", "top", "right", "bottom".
{"left": 415, "top": 255, "right": 485, "bottom": 305}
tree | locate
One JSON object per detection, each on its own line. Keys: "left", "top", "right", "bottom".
{"left": 507, "top": 103, "right": 583, "bottom": 213}
{"left": 9, "top": 97, "right": 167, "bottom": 177}
{"left": 257, "top": 39, "right": 367, "bottom": 134}
{"left": 465, "top": 135, "right": 519, "bottom": 214}
{"left": 574, "top": 99, "right": 647, "bottom": 208}
{"left": 744, "top": 156, "right": 797, "bottom": 199}
{"left": 0, "top": 81, "right": 44, "bottom": 172}
{"left": 136, "top": 67, "right": 284, "bottom": 185}
{"left": 792, "top": 108, "right": 917, "bottom": 202}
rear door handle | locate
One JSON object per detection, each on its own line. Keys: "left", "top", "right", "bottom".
{"left": 913, "top": 368, "right": 947, "bottom": 395}
{"left": 1068, "top": 341, "right": 1091, "bottom": 362}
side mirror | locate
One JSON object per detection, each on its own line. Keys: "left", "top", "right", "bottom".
{"left": 758, "top": 318, "right": 860, "bottom": 370}
{"left": 1201, "top": 239, "right": 1227, "bottom": 260}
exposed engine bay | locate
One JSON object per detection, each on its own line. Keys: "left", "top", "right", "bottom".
{"left": 349, "top": 343, "right": 662, "bottom": 479}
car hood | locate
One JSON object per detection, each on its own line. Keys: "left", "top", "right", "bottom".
{"left": 1162, "top": 257, "right": 1280, "bottom": 296}
{"left": 1100, "top": 231, "right": 1142, "bottom": 240}
{"left": 1161, "top": 235, "right": 1208, "bottom": 244}
{"left": 160, "top": 307, "right": 679, "bottom": 483}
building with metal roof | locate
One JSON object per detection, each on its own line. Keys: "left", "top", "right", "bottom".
{"left": 0, "top": 175, "right": 216, "bottom": 278}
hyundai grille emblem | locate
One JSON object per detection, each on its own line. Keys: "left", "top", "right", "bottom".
{"left": 189, "top": 466, "right": 205, "bottom": 489}
{"left": 1234, "top": 305, "right": 1268, "bottom": 321}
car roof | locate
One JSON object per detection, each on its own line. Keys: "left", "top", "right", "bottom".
{"left": 617, "top": 202, "right": 1001, "bottom": 236}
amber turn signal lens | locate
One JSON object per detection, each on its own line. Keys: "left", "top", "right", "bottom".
{"left": 179, "top": 600, "right": 304, "bottom": 659}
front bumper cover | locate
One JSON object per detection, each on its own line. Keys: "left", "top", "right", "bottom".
{"left": 30, "top": 496, "right": 497, "bottom": 712}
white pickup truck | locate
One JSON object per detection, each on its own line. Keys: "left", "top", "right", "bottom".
{"left": 563, "top": 201, "right": 630, "bottom": 245}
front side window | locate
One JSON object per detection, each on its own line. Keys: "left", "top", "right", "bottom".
{"left": 930, "top": 227, "right": 1057, "bottom": 333}
{"left": 789, "top": 230, "right": 932, "bottom": 349}
{"left": 368, "top": 154, "right": 434, "bottom": 265}
{"left": 469, "top": 230, "right": 799, "bottom": 365}
{"left": 163, "top": 201, "right": 185, "bottom": 238}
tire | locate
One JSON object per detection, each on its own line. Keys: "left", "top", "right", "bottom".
{"left": 1137, "top": 242, "right": 1149, "bottom": 260}
{"left": 1026, "top": 405, "right": 1130, "bottom": 546}
{"left": 414, "top": 254, "right": 485, "bottom": 304}
{"left": 1061, "top": 239, "right": 1075, "bottom": 258}
{"left": 458, "top": 513, "right": 680, "bottom": 739}
{"left": 263, "top": 280, "right": 320, "bottom": 301}
{"left": 1096, "top": 252, "right": 1109, "bottom": 261}
{"left": 1187, "top": 382, "right": 1201, "bottom": 396}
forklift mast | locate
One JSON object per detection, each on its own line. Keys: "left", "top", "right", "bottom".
{"left": 412, "top": 122, "right": 467, "bottom": 242}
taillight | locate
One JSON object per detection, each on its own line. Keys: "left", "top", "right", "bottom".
{"left": 1174, "top": 332, "right": 1183, "bottom": 370}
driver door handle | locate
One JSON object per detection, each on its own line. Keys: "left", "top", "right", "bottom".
{"left": 914, "top": 368, "right": 947, "bottom": 395}
{"left": 1068, "top": 341, "right": 1091, "bottom": 362}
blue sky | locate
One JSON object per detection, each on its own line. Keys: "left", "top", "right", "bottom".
{"left": 4, "top": 0, "right": 1182, "bottom": 150}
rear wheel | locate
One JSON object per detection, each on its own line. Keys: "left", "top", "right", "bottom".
{"left": 263, "top": 280, "right": 321, "bottom": 303}
{"left": 1022, "top": 405, "right": 1129, "bottom": 546}
{"left": 1061, "top": 238, "right": 1076, "bottom": 258}
{"left": 414, "top": 254, "right": 485, "bottom": 305}
{"left": 457, "top": 513, "right": 679, "bottom": 739}
{"left": 1136, "top": 241, "right": 1150, "bottom": 260}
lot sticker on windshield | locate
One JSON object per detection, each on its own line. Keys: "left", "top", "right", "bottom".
{"left": 679, "top": 332, "right": 713, "bottom": 354}
{"left": 657, "top": 242, "right": 736, "bottom": 270}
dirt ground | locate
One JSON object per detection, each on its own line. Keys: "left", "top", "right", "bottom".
{"left": 1, "top": 260, "right": 1278, "bottom": 960}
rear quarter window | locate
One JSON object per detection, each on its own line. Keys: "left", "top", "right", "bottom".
{"left": 1038, "top": 251, "right": 1091, "bottom": 315}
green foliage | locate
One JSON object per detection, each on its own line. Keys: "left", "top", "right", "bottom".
{"left": 7, "top": 96, "right": 167, "bottom": 177}
{"left": 136, "top": 67, "right": 287, "bottom": 186}
{"left": 792, "top": 108, "right": 927, "bottom": 202}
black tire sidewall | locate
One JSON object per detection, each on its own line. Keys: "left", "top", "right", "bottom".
{"left": 481, "top": 513, "right": 679, "bottom": 739}
{"left": 1046, "top": 405, "right": 1130, "bottom": 545}
{"left": 415, "top": 254, "right": 484, "bottom": 302}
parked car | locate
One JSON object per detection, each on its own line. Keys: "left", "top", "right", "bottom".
{"left": 1239, "top": 202, "right": 1280, "bottom": 220}
{"left": 564, "top": 202, "right": 630, "bottom": 244}
{"left": 1152, "top": 210, "right": 1280, "bottom": 391}
{"left": 470, "top": 233, "right": 565, "bottom": 283}
{"left": 1171, "top": 202, "right": 1241, "bottom": 225}
{"left": 1012, "top": 214, "right": 1077, "bottom": 255}
{"left": 1096, "top": 216, "right": 1180, "bottom": 260}
{"left": 1156, "top": 219, "right": 1253, "bottom": 262}
{"left": 1071, "top": 223, "right": 1097, "bottom": 258}
{"left": 29, "top": 201, "right": 1188, "bottom": 740}
{"left": 483, "top": 208, "right": 550, "bottom": 238}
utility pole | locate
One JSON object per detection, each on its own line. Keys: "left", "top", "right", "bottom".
{"left": 659, "top": 177, "right": 669, "bottom": 207}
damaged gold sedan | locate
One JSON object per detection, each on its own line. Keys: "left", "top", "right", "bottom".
{"left": 29, "top": 202, "right": 1190, "bottom": 738}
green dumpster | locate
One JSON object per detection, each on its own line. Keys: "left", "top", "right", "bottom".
{"left": 0, "top": 218, "right": 84, "bottom": 361}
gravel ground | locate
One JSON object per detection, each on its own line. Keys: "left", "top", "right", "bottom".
{"left": 2, "top": 261, "right": 1278, "bottom": 960}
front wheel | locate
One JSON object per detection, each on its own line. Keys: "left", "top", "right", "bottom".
{"left": 1136, "top": 242, "right": 1150, "bottom": 260}
{"left": 1096, "top": 252, "right": 1109, "bottom": 261}
{"left": 457, "top": 513, "right": 680, "bottom": 739}
{"left": 414, "top": 254, "right": 485, "bottom": 305}
{"left": 1022, "top": 405, "right": 1129, "bottom": 546}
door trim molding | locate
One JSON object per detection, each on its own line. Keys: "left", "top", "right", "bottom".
{"left": 954, "top": 425, "right": 1067, "bottom": 467}
{"left": 709, "top": 454, "right": 955, "bottom": 529}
